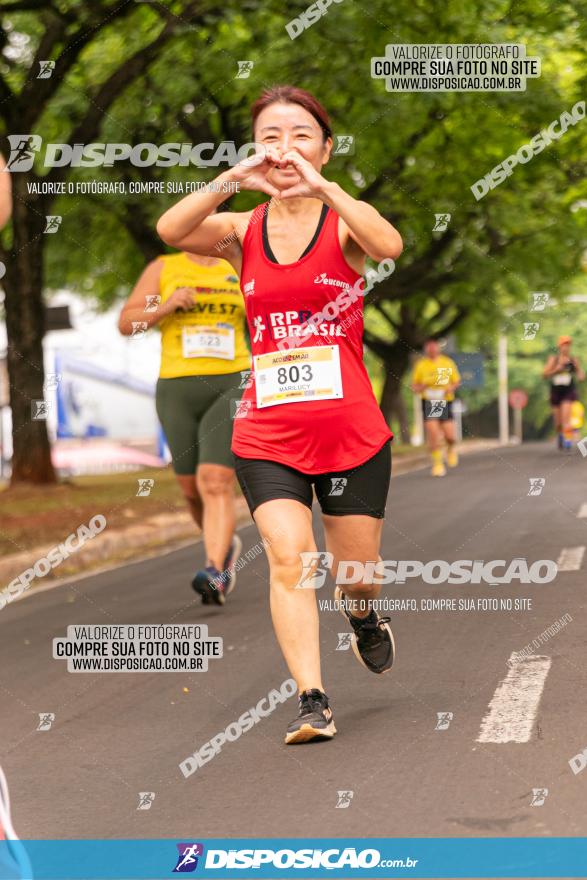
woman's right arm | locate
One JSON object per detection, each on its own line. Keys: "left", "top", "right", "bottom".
{"left": 157, "top": 170, "right": 241, "bottom": 255}
{"left": 156, "top": 147, "right": 281, "bottom": 256}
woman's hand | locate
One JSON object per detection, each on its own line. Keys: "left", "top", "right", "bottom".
{"left": 162, "top": 287, "right": 196, "bottom": 314}
{"left": 231, "top": 147, "right": 328, "bottom": 199}
{"left": 230, "top": 146, "right": 284, "bottom": 198}
{"left": 276, "top": 150, "right": 328, "bottom": 199}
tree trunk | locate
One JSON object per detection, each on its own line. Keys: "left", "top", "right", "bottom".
{"left": 4, "top": 174, "right": 56, "bottom": 484}
{"left": 380, "top": 368, "right": 411, "bottom": 443}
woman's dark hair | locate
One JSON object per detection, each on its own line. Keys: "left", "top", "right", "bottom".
{"left": 251, "top": 86, "right": 332, "bottom": 142}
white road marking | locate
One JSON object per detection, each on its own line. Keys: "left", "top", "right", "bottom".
{"left": 577, "top": 504, "right": 587, "bottom": 519}
{"left": 477, "top": 654, "right": 552, "bottom": 744}
{"left": 556, "top": 546, "right": 585, "bottom": 571}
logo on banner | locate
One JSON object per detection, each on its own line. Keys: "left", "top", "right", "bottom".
{"left": 173, "top": 843, "right": 204, "bottom": 872}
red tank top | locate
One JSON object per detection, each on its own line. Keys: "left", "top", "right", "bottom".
{"left": 231, "top": 202, "right": 393, "bottom": 473}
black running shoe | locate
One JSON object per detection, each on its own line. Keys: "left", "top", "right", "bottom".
{"left": 192, "top": 566, "right": 227, "bottom": 605}
{"left": 334, "top": 586, "right": 395, "bottom": 674}
{"left": 285, "top": 689, "right": 336, "bottom": 744}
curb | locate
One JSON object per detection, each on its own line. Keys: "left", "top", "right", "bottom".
{"left": 0, "top": 497, "right": 253, "bottom": 593}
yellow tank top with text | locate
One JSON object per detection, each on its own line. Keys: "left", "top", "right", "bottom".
{"left": 158, "top": 253, "right": 250, "bottom": 378}
{"left": 412, "top": 355, "right": 461, "bottom": 402}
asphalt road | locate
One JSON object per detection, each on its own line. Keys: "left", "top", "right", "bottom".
{"left": 2, "top": 442, "right": 587, "bottom": 845}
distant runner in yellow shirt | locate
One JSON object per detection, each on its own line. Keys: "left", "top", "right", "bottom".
{"left": 411, "top": 339, "right": 461, "bottom": 477}
{"left": 119, "top": 251, "right": 251, "bottom": 603}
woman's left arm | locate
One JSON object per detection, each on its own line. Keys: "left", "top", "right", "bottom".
{"left": 320, "top": 181, "right": 403, "bottom": 262}
{"left": 279, "top": 150, "right": 402, "bottom": 262}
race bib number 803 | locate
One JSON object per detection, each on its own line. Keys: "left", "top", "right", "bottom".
{"left": 254, "top": 345, "right": 343, "bottom": 409}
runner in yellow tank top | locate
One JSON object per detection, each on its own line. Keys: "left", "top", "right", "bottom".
{"left": 158, "top": 252, "right": 250, "bottom": 377}
{"left": 118, "top": 251, "right": 251, "bottom": 605}
{"left": 412, "top": 339, "right": 461, "bottom": 477}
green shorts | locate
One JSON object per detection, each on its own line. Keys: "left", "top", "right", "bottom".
{"left": 155, "top": 372, "right": 245, "bottom": 475}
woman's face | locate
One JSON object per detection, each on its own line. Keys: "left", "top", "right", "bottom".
{"left": 254, "top": 101, "right": 331, "bottom": 188}
{"left": 559, "top": 342, "right": 571, "bottom": 357}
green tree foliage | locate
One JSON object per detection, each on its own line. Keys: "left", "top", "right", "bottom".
{"left": 1, "top": 0, "right": 586, "bottom": 477}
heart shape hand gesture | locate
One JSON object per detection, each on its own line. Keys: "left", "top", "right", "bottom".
{"left": 232, "top": 147, "right": 326, "bottom": 200}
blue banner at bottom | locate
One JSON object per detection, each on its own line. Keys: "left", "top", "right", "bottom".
{"left": 1, "top": 838, "right": 586, "bottom": 879}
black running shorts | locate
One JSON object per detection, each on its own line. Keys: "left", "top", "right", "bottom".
{"left": 422, "top": 399, "right": 454, "bottom": 421}
{"left": 234, "top": 441, "right": 391, "bottom": 519}
{"left": 549, "top": 385, "right": 578, "bottom": 406}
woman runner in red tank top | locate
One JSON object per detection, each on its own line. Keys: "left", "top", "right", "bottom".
{"left": 233, "top": 200, "right": 392, "bottom": 472}
{"left": 157, "top": 86, "right": 403, "bottom": 745}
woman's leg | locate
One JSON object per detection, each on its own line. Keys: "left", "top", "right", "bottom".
{"left": 442, "top": 418, "right": 456, "bottom": 445}
{"left": 196, "top": 464, "right": 236, "bottom": 570}
{"left": 552, "top": 404, "right": 561, "bottom": 433}
{"left": 196, "top": 372, "right": 244, "bottom": 570}
{"left": 425, "top": 417, "right": 443, "bottom": 450}
{"left": 253, "top": 499, "right": 324, "bottom": 693}
{"left": 322, "top": 514, "right": 384, "bottom": 618}
{"left": 560, "top": 400, "right": 573, "bottom": 437}
{"left": 155, "top": 378, "right": 202, "bottom": 528}
{"left": 322, "top": 512, "right": 394, "bottom": 675}
{"left": 441, "top": 417, "right": 458, "bottom": 466}
{"left": 175, "top": 474, "right": 203, "bottom": 529}
{"left": 425, "top": 419, "right": 445, "bottom": 474}
{"left": 314, "top": 442, "right": 393, "bottom": 674}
